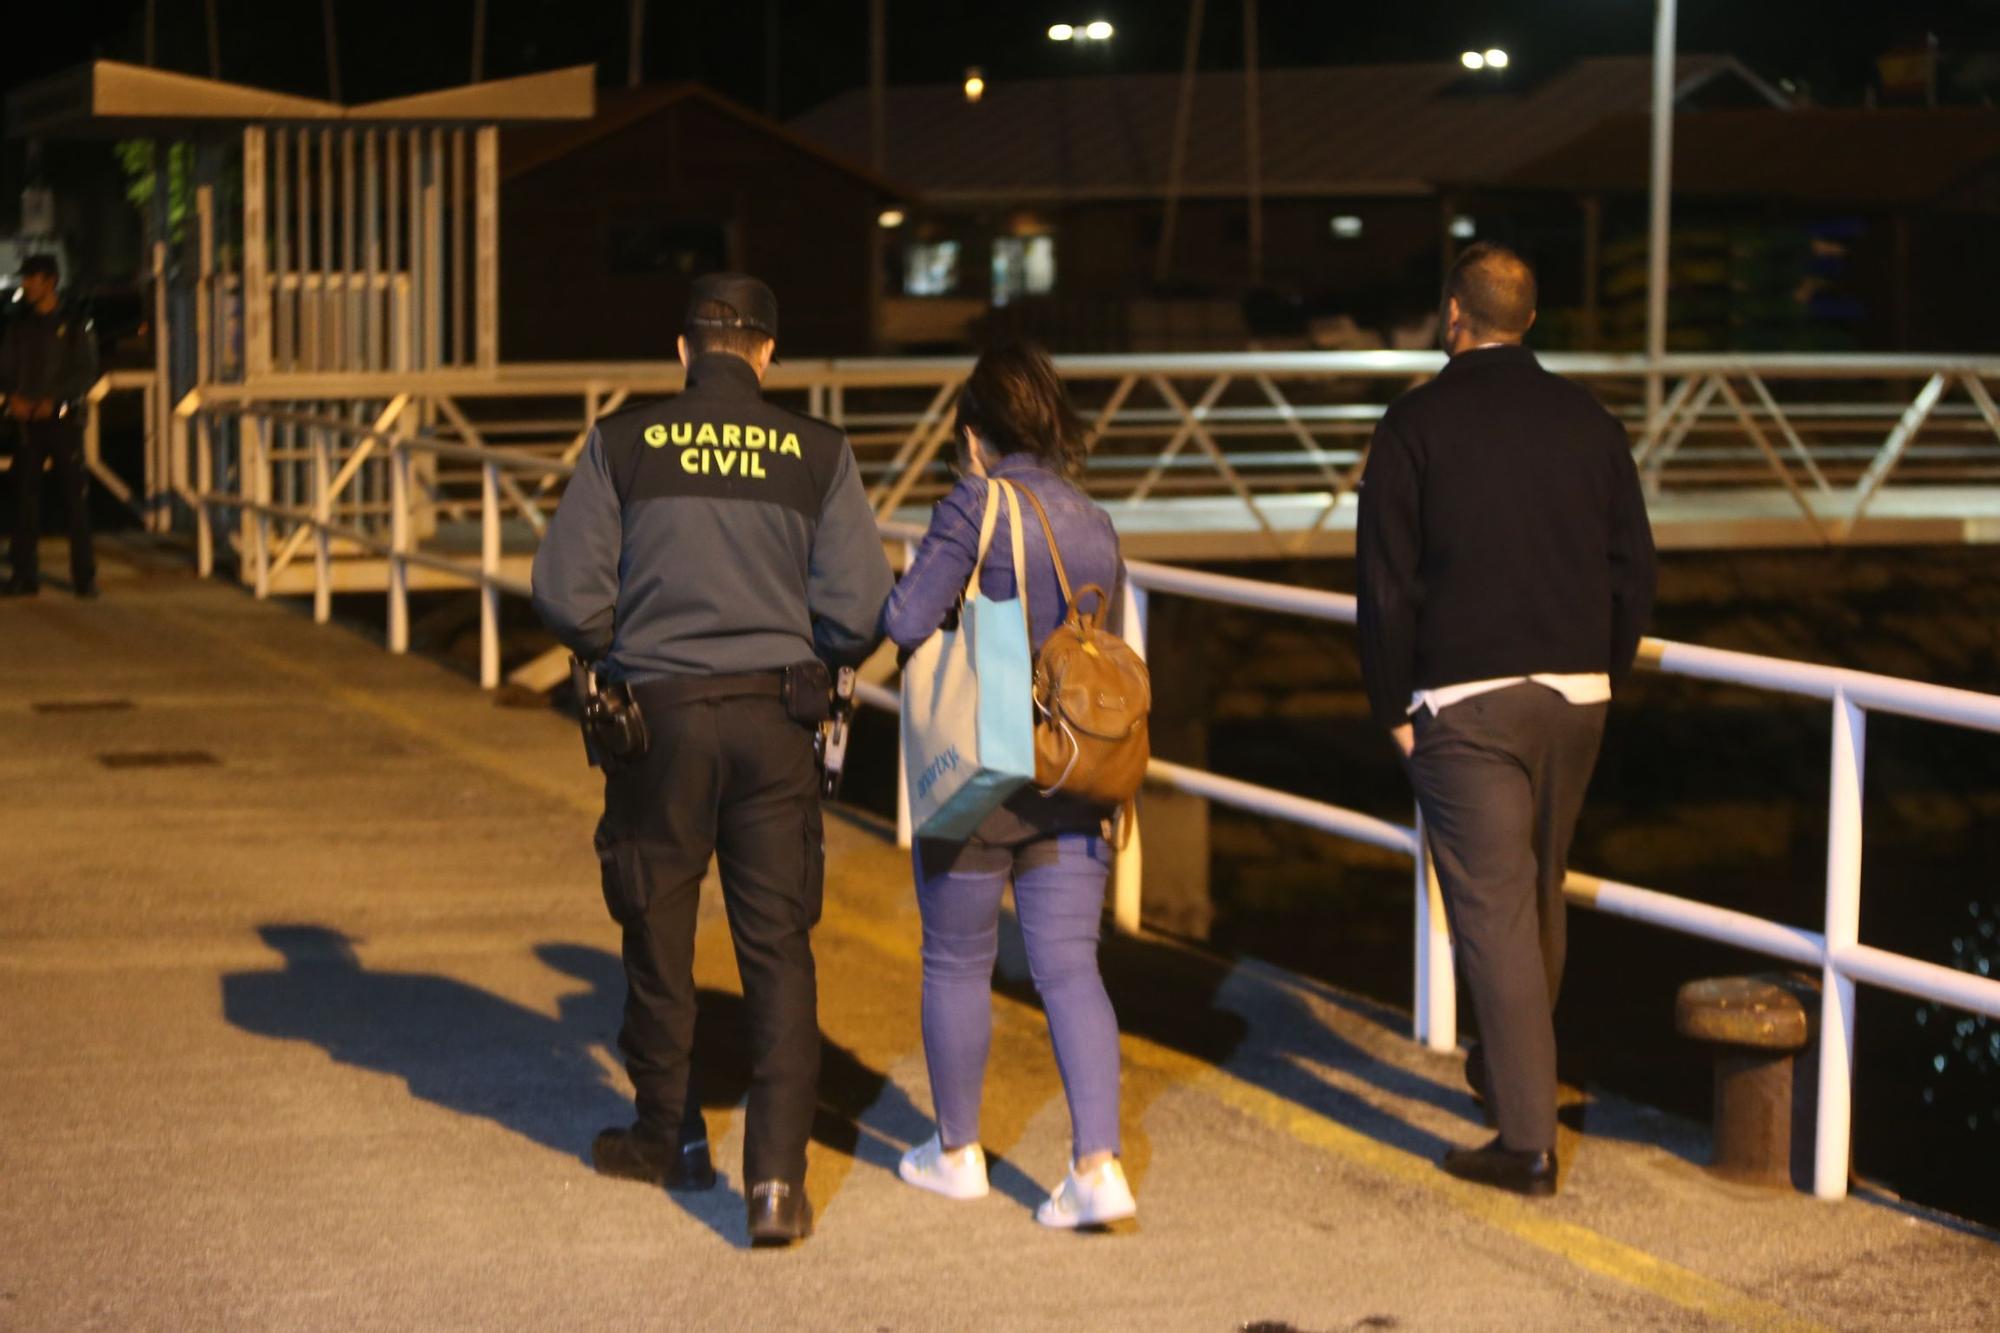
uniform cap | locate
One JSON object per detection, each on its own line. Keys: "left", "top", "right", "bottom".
{"left": 685, "top": 272, "right": 778, "bottom": 340}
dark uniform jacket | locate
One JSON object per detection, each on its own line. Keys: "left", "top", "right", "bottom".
{"left": 0, "top": 302, "right": 99, "bottom": 407}
{"left": 532, "top": 353, "right": 893, "bottom": 680}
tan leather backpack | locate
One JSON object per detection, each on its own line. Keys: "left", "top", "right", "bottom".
{"left": 1007, "top": 482, "right": 1151, "bottom": 821}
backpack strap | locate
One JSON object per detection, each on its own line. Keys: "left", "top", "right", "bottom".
{"left": 1018, "top": 480, "right": 1111, "bottom": 625}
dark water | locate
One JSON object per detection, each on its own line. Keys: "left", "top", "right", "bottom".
{"left": 375, "top": 546, "right": 2000, "bottom": 1228}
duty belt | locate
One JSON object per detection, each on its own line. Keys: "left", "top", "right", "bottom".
{"left": 628, "top": 671, "right": 785, "bottom": 711}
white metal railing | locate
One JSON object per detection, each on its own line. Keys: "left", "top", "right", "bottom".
{"left": 158, "top": 350, "right": 2000, "bottom": 567}
{"left": 175, "top": 395, "right": 2000, "bottom": 1206}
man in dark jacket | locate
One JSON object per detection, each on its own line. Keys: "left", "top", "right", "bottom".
{"left": 1357, "top": 242, "right": 1657, "bottom": 1196}
{"left": 3, "top": 255, "right": 100, "bottom": 597}
{"left": 532, "top": 272, "right": 892, "bottom": 1245}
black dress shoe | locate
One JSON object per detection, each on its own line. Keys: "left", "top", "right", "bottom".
{"left": 591, "top": 1126, "right": 717, "bottom": 1191}
{"left": 1442, "top": 1137, "right": 1557, "bottom": 1197}
{"left": 745, "top": 1179, "right": 813, "bottom": 1246}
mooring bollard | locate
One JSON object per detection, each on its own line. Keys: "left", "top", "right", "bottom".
{"left": 1674, "top": 973, "right": 1819, "bottom": 1188}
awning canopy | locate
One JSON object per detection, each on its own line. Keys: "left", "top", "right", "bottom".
{"left": 7, "top": 61, "right": 595, "bottom": 139}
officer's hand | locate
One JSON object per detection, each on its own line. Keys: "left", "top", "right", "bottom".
{"left": 1391, "top": 723, "right": 1415, "bottom": 758}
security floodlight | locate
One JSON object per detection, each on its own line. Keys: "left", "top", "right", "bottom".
{"left": 1461, "top": 51, "right": 1485, "bottom": 70}
{"left": 878, "top": 208, "right": 907, "bottom": 229}
{"left": 1049, "top": 23, "right": 1075, "bottom": 40}
{"left": 1484, "top": 48, "right": 1510, "bottom": 69}
{"left": 1085, "top": 20, "right": 1114, "bottom": 39}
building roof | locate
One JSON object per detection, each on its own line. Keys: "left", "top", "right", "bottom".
{"left": 6, "top": 61, "right": 594, "bottom": 139}
{"left": 1496, "top": 108, "right": 2000, "bottom": 206}
{"left": 787, "top": 55, "right": 1784, "bottom": 204}
{"left": 502, "top": 82, "right": 908, "bottom": 197}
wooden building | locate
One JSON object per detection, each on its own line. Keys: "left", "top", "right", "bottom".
{"left": 501, "top": 85, "right": 907, "bottom": 362}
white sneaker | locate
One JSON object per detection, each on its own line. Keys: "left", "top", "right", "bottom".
{"left": 1035, "top": 1158, "right": 1137, "bottom": 1229}
{"left": 898, "top": 1133, "right": 990, "bottom": 1200}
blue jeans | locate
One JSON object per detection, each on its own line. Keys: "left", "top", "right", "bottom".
{"left": 914, "top": 828, "right": 1121, "bottom": 1160}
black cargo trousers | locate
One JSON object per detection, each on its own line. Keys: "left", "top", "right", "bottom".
{"left": 10, "top": 415, "right": 96, "bottom": 590}
{"left": 595, "top": 675, "right": 825, "bottom": 1187}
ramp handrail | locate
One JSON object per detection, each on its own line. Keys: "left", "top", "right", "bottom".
{"left": 175, "top": 395, "right": 2000, "bottom": 1206}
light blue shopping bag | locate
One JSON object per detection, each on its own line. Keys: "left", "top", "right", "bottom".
{"left": 901, "top": 478, "right": 1037, "bottom": 840}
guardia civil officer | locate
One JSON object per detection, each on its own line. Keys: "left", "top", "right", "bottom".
{"left": 532, "top": 274, "right": 893, "bottom": 1246}
{"left": 2, "top": 254, "right": 100, "bottom": 598}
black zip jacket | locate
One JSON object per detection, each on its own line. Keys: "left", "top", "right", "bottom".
{"left": 1356, "top": 344, "right": 1658, "bottom": 729}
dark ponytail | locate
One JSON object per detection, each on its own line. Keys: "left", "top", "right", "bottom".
{"left": 953, "top": 342, "right": 1087, "bottom": 479}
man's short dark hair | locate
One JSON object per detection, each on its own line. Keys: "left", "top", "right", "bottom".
{"left": 684, "top": 299, "right": 774, "bottom": 362}
{"left": 19, "top": 254, "right": 59, "bottom": 281}
{"left": 1444, "top": 242, "right": 1537, "bottom": 341}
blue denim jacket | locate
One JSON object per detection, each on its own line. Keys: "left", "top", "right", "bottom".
{"left": 883, "top": 452, "right": 1124, "bottom": 653}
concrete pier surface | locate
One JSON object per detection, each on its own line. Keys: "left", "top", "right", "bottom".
{"left": 2, "top": 539, "right": 1995, "bottom": 1331}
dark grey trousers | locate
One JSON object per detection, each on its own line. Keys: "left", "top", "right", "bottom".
{"left": 1407, "top": 683, "right": 1607, "bottom": 1153}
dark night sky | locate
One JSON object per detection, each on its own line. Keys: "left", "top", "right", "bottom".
{"left": 7, "top": 0, "right": 2000, "bottom": 128}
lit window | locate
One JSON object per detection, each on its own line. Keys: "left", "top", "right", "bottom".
{"left": 904, "top": 240, "right": 961, "bottom": 296}
{"left": 991, "top": 235, "right": 1055, "bottom": 306}
{"left": 1450, "top": 214, "right": 1477, "bottom": 240}
{"left": 1330, "top": 215, "right": 1364, "bottom": 240}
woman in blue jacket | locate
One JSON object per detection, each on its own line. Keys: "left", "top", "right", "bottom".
{"left": 881, "top": 343, "right": 1135, "bottom": 1229}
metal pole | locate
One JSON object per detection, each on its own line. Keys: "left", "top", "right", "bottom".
{"left": 1155, "top": 0, "right": 1206, "bottom": 284}
{"left": 389, "top": 446, "right": 410, "bottom": 652}
{"left": 322, "top": 0, "right": 342, "bottom": 101}
{"left": 252, "top": 417, "right": 271, "bottom": 599}
{"left": 1815, "top": 689, "right": 1864, "bottom": 1200}
{"left": 204, "top": 0, "right": 222, "bottom": 78}
{"left": 150, "top": 241, "right": 170, "bottom": 532}
{"left": 1413, "top": 812, "right": 1457, "bottom": 1052}
{"left": 1242, "top": 0, "right": 1263, "bottom": 285}
{"left": 868, "top": 0, "right": 886, "bottom": 172}
{"left": 628, "top": 0, "right": 647, "bottom": 88}
{"left": 312, "top": 427, "right": 332, "bottom": 624}
{"left": 480, "top": 461, "right": 501, "bottom": 689}
{"left": 471, "top": 0, "right": 486, "bottom": 82}
{"left": 1112, "top": 581, "right": 1150, "bottom": 934}
{"left": 1645, "top": 0, "right": 1678, "bottom": 446}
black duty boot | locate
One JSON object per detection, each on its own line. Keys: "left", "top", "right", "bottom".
{"left": 745, "top": 1180, "right": 813, "bottom": 1247}
{"left": 591, "top": 1126, "right": 717, "bottom": 1191}
{"left": 1441, "top": 1136, "right": 1557, "bottom": 1197}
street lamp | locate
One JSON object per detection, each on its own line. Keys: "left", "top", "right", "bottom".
{"left": 1483, "top": 48, "right": 1510, "bottom": 69}
{"left": 1461, "top": 48, "right": 1509, "bottom": 71}
{"left": 1460, "top": 50, "right": 1486, "bottom": 70}
{"left": 878, "top": 208, "right": 906, "bottom": 229}
{"left": 1049, "top": 20, "right": 1114, "bottom": 42}
{"left": 963, "top": 67, "right": 985, "bottom": 102}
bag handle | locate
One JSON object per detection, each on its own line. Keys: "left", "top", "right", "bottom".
{"left": 963, "top": 471, "right": 1006, "bottom": 599}
{"left": 1012, "top": 482, "right": 1081, "bottom": 610}
{"left": 979, "top": 478, "right": 1031, "bottom": 632}
{"left": 1014, "top": 483, "right": 1113, "bottom": 628}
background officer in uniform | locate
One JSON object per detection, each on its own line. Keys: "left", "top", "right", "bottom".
{"left": 2, "top": 254, "right": 100, "bottom": 598}
{"left": 532, "top": 273, "right": 892, "bottom": 1245}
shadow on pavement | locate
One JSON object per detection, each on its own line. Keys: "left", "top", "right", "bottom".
{"left": 224, "top": 925, "right": 928, "bottom": 1245}
{"left": 990, "top": 912, "right": 1486, "bottom": 1167}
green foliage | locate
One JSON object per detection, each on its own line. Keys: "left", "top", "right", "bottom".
{"left": 113, "top": 140, "right": 196, "bottom": 247}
